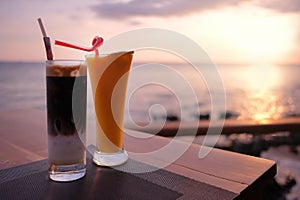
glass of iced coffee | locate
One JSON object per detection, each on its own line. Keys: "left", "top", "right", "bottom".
{"left": 86, "top": 51, "right": 133, "bottom": 166}
{"left": 46, "top": 60, "right": 87, "bottom": 182}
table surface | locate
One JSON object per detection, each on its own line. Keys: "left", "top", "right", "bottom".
{"left": 0, "top": 109, "right": 277, "bottom": 199}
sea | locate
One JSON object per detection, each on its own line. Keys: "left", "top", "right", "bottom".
{"left": 1, "top": 62, "right": 300, "bottom": 122}
{"left": 0, "top": 61, "right": 300, "bottom": 198}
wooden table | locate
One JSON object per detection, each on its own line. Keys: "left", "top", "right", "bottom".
{"left": 0, "top": 109, "right": 276, "bottom": 199}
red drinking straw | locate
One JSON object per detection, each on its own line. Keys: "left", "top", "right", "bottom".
{"left": 55, "top": 36, "right": 104, "bottom": 56}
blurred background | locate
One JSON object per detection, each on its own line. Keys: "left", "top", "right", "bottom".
{"left": 0, "top": 0, "right": 299, "bottom": 199}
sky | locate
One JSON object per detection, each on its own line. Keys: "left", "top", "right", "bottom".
{"left": 0, "top": 0, "right": 299, "bottom": 64}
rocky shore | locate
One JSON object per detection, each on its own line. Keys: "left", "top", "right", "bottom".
{"left": 214, "top": 132, "right": 300, "bottom": 200}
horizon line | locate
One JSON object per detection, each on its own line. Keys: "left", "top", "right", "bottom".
{"left": 0, "top": 60, "right": 299, "bottom": 66}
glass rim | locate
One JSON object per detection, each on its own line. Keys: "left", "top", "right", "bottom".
{"left": 85, "top": 51, "right": 134, "bottom": 57}
{"left": 46, "top": 59, "right": 85, "bottom": 63}
{"left": 46, "top": 60, "right": 86, "bottom": 67}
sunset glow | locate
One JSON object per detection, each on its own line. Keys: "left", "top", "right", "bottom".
{"left": 0, "top": 0, "right": 299, "bottom": 64}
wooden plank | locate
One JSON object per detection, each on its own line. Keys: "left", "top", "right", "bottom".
{"left": 125, "top": 117, "right": 300, "bottom": 136}
{"left": 123, "top": 129, "right": 276, "bottom": 195}
{"left": 164, "top": 162, "right": 248, "bottom": 194}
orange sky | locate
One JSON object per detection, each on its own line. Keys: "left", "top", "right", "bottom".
{"left": 0, "top": 0, "right": 299, "bottom": 64}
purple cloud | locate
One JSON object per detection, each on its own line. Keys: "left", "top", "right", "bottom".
{"left": 90, "top": 0, "right": 300, "bottom": 20}
{"left": 259, "top": 0, "right": 300, "bottom": 13}
{"left": 90, "top": 0, "right": 241, "bottom": 19}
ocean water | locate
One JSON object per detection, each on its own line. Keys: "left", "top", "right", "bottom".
{"left": 0, "top": 62, "right": 300, "bottom": 124}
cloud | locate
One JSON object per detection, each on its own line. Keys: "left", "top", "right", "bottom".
{"left": 90, "top": 0, "right": 241, "bottom": 19}
{"left": 258, "top": 0, "right": 300, "bottom": 13}
{"left": 90, "top": 0, "right": 300, "bottom": 20}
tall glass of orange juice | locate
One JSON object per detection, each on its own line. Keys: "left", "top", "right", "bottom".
{"left": 86, "top": 51, "right": 133, "bottom": 166}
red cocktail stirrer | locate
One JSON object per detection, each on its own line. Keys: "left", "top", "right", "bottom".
{"left": 55, "top": 36, "right": 104, "bottom": 56}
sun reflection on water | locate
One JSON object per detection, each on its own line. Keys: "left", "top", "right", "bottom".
{"left": 239, "top": 64, "right": 286, "bottom": 122}
{"left": 248, "top": 92, "right": 284, "bottom": 122}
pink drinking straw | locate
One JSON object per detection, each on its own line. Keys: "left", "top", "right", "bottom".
{"left": 55, "top": 36, "right": 104, "bottom": 56}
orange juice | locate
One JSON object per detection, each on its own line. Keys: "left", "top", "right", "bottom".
{"left": 87, "top": 51, "right": 133, "bottom": 153}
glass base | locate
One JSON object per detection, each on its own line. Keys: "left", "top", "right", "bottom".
{"left": 93, "top": 150, "right": 128, "bottom": 166}
{"left": 49, "top": 164, "right": 86, "bottom": 182}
